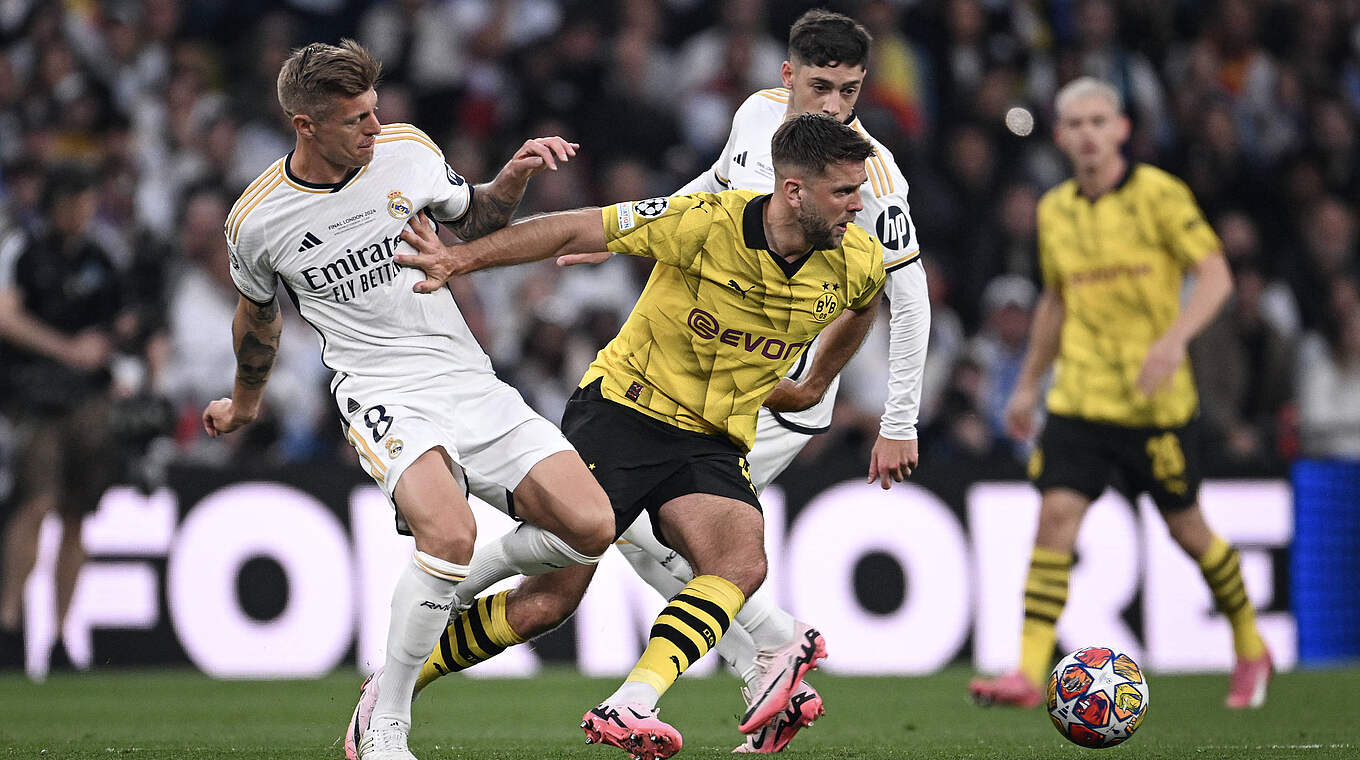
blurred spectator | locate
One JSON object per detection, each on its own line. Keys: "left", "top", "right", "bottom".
{"left": 1192, "top": 258, "right": 1297, "bottom": 475}
{"left": 969, "top": 274, "right": 1036, "bottom": 451}
{"left": 0, "top": 166, "right": 123, "bottom": 670}
{"left": 1289, "top": 197, "right": 1357, "bottom": 332}
{"left": 1297, "top": 278, "right": 1360, "bottom": 460}
{"left": 856, "top": 0, "right": 931, "bottom": 143}
{"left": 1036, "top": 0, "right": 1168, "bottom": 157}
{"left": 916, "top": 258, "right": 966, "bottom": 432}
{"left": 675, "top": 0, "right": 782, "bottom": 154}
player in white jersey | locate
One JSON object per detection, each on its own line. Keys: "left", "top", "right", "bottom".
{"left": 390, "top": 11, "right": 930, "bottom": 755}
{"left": 199, "top": 40, "right": 614, "bottom": 760}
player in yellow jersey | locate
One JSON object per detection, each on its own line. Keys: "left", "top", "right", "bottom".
{"left": 393, "top": 114, "right": 884, "bottom": 759}
{"left": 968, "top": 77, "right": 1272, "bottom": 710}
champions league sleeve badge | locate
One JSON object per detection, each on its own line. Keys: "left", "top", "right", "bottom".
{"left": 633, "top": 197, "right": 670, "bottom": 218}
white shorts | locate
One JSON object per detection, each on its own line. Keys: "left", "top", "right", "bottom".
{"left": 333, "top": 370, "right": 573, "bottom": 525}
{"left": 746, "top": 406, "right": 816, "bottom": 493}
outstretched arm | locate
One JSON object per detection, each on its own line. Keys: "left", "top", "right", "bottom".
{"left": 398, "top": 208, "right": 607, "bottom": 293}
{"left": 868, "top": 260, "right": 930, "bottom": 489}
{"left": 449, "top": 137, "right": 578, "bottom": 241}
{"left": 203, "top": 295, "right": 282, "bottom": 436}
{"left": 764, "top": 286, "right": 883, "bottom": 413}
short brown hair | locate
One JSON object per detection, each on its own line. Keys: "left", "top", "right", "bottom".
{"left": 772, "top": 113, "right": 875, "bottom": 178}
{"left": 276, "top": 39, "right": 381, "bottom": 121}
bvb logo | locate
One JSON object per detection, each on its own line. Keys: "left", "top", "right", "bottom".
{"left": 812, "top": 292, "right": 839, "bottom": 322}
{"left": 387, "top": 190, "right": 413, "bottom": 220}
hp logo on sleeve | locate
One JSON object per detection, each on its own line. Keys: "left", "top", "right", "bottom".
{"left": 875, "top": 205, "right": 912, "bottom": 250}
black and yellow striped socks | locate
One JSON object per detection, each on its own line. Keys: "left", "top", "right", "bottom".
{"left": 1020, "top": 546, "right": 1073, "bottom": 687}
{"left": 1198, "top": 536, "right": 1266, "bottom": 660}
{"left": 626, "top": 575, "right": 745, "bottom": 698}
{"left": 415, "top": 591, "right": 524, "bottom": 694}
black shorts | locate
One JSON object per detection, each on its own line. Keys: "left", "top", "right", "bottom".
{"left": 1030, "top": 413, "right": 1203, "bottom": 512}
{"left": 561, "top": 380, "right": 761, "bottom": 545}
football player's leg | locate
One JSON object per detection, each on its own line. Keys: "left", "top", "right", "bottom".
{"left": 615, "top": 506, "right": 814, "bottom": 732}
{"left": 367, "top": 450, "right": 475, "bottom": 748}
{"left": 451, "top": 449, "right": 612, "bottom": 609}
{"left": 1020, "top": 489, "right": 1085, "bottom": 690}
{"left": 1162, "top": 504, "right": 1271, "bottom": 707}
{"left": 607, "top": 494, "right": 761, "bottom": 708}
{"left": 582, "top": 494, "right": 756, "bottom": 760}
{"left": 416, "top": 563, "right": 596, "bottom": 692}
{"left": 971, "top": 486, "right": 1086, "bottom": 708}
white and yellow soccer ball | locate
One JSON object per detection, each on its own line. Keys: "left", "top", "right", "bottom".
{"left": 1047, "top": 646, "right": 1150, "bottom": 748}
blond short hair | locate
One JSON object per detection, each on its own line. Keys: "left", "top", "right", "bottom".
{"left": 276, "top": 39, "right": 381, "bottom": 121}
{"left": 1054, "top": 76, "right": 1123, "bottom": 117}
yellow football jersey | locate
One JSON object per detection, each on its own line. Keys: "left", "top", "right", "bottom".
{"left": 585, "top": 190, "right": 886, "bottom": 451}
{"left": 1037, "top": 163, "right": 1222, "bottom": 427}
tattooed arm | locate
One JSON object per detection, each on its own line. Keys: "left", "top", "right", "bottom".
{"left": 449, "top": 136, "right": 578, "bottom": 241}
{"left": 202, "top": 295, "right": 282, "bottom": 437}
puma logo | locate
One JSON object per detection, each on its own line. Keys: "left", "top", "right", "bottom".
{"left": 727, "top": 279, "right": 754, "bottom": 298}
{"left": 670, "top": 655, "right": 682, "bottom": 678}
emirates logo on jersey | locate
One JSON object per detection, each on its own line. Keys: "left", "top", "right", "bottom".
{"left": 386, "top": 190, "right": 413, "bottom": 220}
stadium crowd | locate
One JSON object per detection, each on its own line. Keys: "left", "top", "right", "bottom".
{"left": 0, "top": 0, "right": 1357, "bottom": 503}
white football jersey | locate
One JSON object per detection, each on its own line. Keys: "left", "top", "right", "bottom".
{"left": 225, "top": 123, "right": 491, "bottom": 385}
{"left": 678, "top": 88, "right": 927, "bottom": 436}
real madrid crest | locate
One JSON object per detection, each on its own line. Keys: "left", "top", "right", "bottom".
{"left": 385, "top": 438, "right": 404, "bottom": 459}
{"left": 387, "top": 190, "right": 413, "bottom": 220}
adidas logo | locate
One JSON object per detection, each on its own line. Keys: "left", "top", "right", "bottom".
{"left": 297, "top": 231, "right": 323, "bottom": 251}
{"left": 734, "top": 150, "right": 748, "bottom": 167}
{"left": 347, "top": 398, "right": 360, "bottom": 413}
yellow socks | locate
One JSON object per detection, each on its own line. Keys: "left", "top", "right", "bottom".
{"left": 1198, "top": 536, "right": 1266, "bottom": 660}
{"left": 415, "top": 590, "right": 524, "bottom": 694}
{"left": 1020, "top": 546, "right": 1073, "bottom": 687}
{"left": 626, "top": 574, "right": 745, "bottom": 697}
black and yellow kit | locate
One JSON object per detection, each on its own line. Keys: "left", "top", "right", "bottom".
{"left": 1030, "top": 163, "right": 1221, "bottom": 508}
{"left": 1038, "top": 163, "right": 1220, "bottom": 428}
{"left": 566, "top": 190, "right": 885, "bottom": 537}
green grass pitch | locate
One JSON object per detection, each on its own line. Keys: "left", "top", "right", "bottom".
{"left": 2, "top": 666, "right": 1357, "bottom": 758}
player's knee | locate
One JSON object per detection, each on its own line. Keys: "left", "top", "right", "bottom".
{"left": 728, "top": 555, "right": 767, "bottom": 598}
{"left": 415, "top": 522, "right": 476, "bottom": 564}
{"left": 558, "top": 502, "right": 615, "bottom": 557}
{"left": 1163, "top": 507, "right": 1211, "bottom": 554}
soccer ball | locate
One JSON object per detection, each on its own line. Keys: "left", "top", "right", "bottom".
{"left": 1047, "top": 646, "right": 1150, "bottom": 748}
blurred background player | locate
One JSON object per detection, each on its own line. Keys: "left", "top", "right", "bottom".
{"left": 386, "top": 113, "right": 884, "bottom": 760}
{"left": 968, "top": 77, "right": 1272, "bottom": 710}
{"left": 199, "top": 40, "right": 612, "bottom": 760}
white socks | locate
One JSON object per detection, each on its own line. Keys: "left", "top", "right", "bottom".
{"left": 607, "top": 680, "right": 662, "bottom": 709}
{"left": 733, "top": 586, "right": 795, "bottom": 666}
{"left": 454, "top": 524, "right": 601, "bottom": 606}
{"left": 371, "top": 551, "right": 466, "bottom": 732}
{"left": 617, "top": 539, "right": 689, "bottom": 598}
